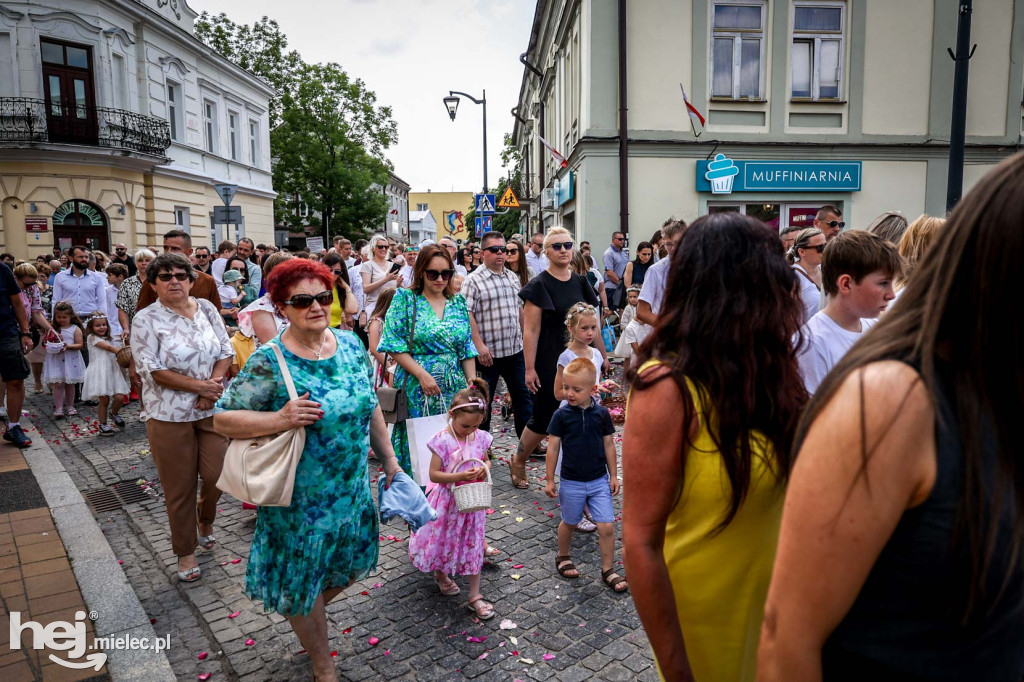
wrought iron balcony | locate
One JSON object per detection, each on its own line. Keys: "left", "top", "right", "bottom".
{"left": 0, "top": 97, "right": 171, "bottom": 157}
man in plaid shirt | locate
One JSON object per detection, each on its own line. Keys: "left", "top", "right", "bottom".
{"left": 462, "top": 231, "right": 533, "bottom": 437}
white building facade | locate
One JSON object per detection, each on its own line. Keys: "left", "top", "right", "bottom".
{"left": 512, "top": 0, "right": 1023, "bottom": 252}
{"left": 384, "top": 173, "right": 410, "bottom": 241}
{"left": 0, "top": 0, "right": 276, "bottom": 258}
{"left": 408, "top": 209, "right": 437, "bottom": 245}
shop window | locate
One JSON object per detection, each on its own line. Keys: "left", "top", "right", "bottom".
{"left": 711, "top": 1, "right": 767, "bottom": 101}
{"left": 791, "top": 2, "right": 845, "bottom": 100}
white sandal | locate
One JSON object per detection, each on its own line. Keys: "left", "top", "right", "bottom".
{"left": 177, "top": 565, "right": 201, "bottom": 582}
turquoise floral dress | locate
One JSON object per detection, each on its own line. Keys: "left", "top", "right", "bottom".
{"left": 215, "top": 329, "right": 379, "bottom": 617}
{"left": 377, "top": 288, "right": 478, "bottom": 475}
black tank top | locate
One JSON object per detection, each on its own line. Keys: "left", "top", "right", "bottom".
{"left": 822, "top": 361, "right": 1024, "bottom": 680}
{"left": 631, "top": 260, "right": 651, "bottom": 287}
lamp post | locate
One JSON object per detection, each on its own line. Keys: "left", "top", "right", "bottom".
{"left": 443, "top": 90, "right": 488, "bottom": 194}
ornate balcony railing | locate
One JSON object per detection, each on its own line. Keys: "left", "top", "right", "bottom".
{"left": 0, "top": 97, "right": 171, "bottom": 156}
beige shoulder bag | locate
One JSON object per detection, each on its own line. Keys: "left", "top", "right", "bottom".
{"left": 217, "top": 343, "right": 306, "bottom": 507}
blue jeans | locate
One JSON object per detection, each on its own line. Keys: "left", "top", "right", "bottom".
{"left": 477, "top": 350, "right": 532, "bottom": 437}
{"left": 558, "top": 475, "right": 615, "bottom": 525}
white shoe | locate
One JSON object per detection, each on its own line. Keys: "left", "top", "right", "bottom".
{"left": 139, "top": 410, "right": 148, "bottom": 422}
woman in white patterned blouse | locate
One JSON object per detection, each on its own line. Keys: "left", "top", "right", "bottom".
{"left": 132, "top": 253, "right": 235, "bottom": 583}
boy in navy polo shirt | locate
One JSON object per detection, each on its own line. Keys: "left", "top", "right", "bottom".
{"left": 545, "top": 358, "right": 628, "bottom": 592}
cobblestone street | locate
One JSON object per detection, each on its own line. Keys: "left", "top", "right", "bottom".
{"left": 22, "top": 383, "right": 656, "bottom": 681}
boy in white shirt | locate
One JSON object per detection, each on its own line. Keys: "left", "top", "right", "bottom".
{"left": 798, "top": 230, "right": 903, "bottom": 394}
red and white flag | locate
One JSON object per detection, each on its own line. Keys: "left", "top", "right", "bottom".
{"left": 537, "top": 134, "right": 568, "bottom": 168}
{"left": 680, "top": 83, "right": 706, "bottom": 137}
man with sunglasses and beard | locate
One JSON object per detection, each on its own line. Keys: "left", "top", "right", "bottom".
{"left": 814, "top": 204, "right": 845, "bottom": 241}
{"left": 462, "top": 232, "right": 532, "bottom": 440}
{"left": 110, "top": 243, "right": 138, "bottom": 277}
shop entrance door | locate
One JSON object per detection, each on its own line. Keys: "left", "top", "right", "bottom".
{"left": 708, "top": 201, "right": 841, "bottom": 234}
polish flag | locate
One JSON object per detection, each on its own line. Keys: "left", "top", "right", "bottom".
{"left": 680, "top": 83, "right": 706, "bottom": 136}
{"left": 538, "top": 134, "right": 568, "bottom": 168}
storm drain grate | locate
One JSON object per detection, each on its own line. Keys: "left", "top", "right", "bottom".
{"left": 82, "top": 487, "right": 121, "bottom": 514}
{"left": 113, "top": 479, "right": 158, "bottom": 505}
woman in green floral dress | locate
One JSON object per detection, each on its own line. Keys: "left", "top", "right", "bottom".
{"left": 377, "top": 244, "right": 479, "bottom": 475}
{"left": 214, "top": 259, "right": 401, "bottom": 682}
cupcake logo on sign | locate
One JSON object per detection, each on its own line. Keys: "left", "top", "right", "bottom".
{"left": 705, "top": 154, "right": 740, "bottom": 194}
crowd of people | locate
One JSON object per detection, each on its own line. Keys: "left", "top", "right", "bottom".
{"left": 1, "top": 153, "right": 1022, "bottom": 681}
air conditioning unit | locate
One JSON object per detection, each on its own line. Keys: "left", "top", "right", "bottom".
{"left": 541, "top": 188, "right": 555, "bottom": 209}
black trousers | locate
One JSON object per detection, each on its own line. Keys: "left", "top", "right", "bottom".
{"left": 477, "top": 351, "right": 533, "bottom": 437}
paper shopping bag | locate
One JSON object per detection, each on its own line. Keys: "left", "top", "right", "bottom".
{"left": 406, "top": 409, "right": 448, "bottom": 487}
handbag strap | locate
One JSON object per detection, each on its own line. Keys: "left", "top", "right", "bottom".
{"left": 268, "top": 342, "right": 300, "bottom": 401}
{"left": 793, "top": 264, "right": 821, "bottom": 291}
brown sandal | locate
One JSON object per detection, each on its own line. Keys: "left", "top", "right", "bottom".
{"left": 602, "top": 568, "right": 628, "bottom": 593}
{"left": 556, "top": 555, "right": 579, "bottom": 579}
{"left": 510, "top": 456, "right": 529, "bottom": 489}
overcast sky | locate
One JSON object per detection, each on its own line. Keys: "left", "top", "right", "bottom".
{"left": 190, "top": 0, "right": 535, "bottom": 193}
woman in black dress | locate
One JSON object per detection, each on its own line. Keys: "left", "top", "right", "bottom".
{"left": 510, "top": 227, "right": 602, "bottom": 488}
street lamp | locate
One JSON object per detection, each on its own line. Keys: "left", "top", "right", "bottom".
{"left": 443, "top": 90, "right": 488, "bottom": 194}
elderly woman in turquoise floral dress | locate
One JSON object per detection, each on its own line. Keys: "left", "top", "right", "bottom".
{"left": 377, "top": 244, "right": 478, "bottom": 476}
{"left": 214, "top": 259, "right": 401, "bottom": 682}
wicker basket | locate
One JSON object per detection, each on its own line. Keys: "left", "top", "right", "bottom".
{"left": 450, "top": 457, "right": 492, "bottom": 513}
{"left": 115, "top": 344, "right": 133, "bottom": 369}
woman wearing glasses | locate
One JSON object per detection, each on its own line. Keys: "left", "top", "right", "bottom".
{"left": 509, "top": 227, "right": 601, "bottom": 489}
{"left": 361, "top": 233, "right": 401, "bottom": 316}
{"left": 377, "top": 244, "right": 479, "bottom": 476}
{"left": 321, "top": 254, "right": 359, "bottom": 330}
{"left": 787, "top": 227, "right": 826, "bottom": 323}
{"left": 215, "top": 258, "right": 401, "bottom": 681}
{"left": 131, "top": 253, "right": 234, "bottom": 583}
{"left": 504, "top": 239, "right": 534, "bottom": 286}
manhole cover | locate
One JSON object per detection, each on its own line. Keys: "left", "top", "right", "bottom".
{"left": 113, "top": 480, "right": 158, "bottom": 505}
{"left": 83, "top": 487, "right": 121, "bottom": 514}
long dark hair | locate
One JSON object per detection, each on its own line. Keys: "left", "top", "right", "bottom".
{"left": 801, "top": 152, "right": 1024, "bottom": 617}
{"left": 628, "top": 213, "right": 807, "bottom": 531}
{"left": 505, "top": 239, "right": 531, "bottom": 287}
{"left": 632, "top": 241, "right": 654, "bottom": 265}
{"left": 412, "top": 245, "right": 455, "bottom": 297}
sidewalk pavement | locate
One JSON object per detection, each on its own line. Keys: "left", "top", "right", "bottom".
{"left": 1, "top": 417, "right": 174, "bottom": 682}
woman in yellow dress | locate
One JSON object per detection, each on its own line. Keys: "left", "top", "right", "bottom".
{"left": 622, "top": 213, "right": 808, "bottom": 681}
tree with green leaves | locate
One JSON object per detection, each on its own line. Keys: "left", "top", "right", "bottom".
{"left": 463, "top": 134, "right": 526, "bottom": 239}
{"left": 194, "top": 13, "right": 398, "bottom": 241}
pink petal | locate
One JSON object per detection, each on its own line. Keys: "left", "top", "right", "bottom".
{"left": 371, "top": 582, "right": 384, "bottom": 589}
{"left": 477, "top": 652, "right": 489, "bottom": 660}
{"left": 245, "top": 639, "right": 255, "bottom": 646}
{"left": 197, "top": 652, "right": 208, "bottom": 660}
{"left": 384, "top": 649, "right": 390, "bottom": 656}
{"left": 512, "top": 564, "right": 524, "bottom": 569}
{"left": 368, "top": 637, "right": 380, "bottom": 646}
{"left": 341, "top": 626, "right": 353, "bottom": 634}
{"left": 231, "top": 559, "right": 242, "bottom": 564}
{"left": 198, "top": 675, "right": 212, "bottom": 681}
{"left": 228, "top": 611, "right": 240, "bottom": 619}
{"left": 117, "top": 560, "right": 124, "bottom": 565}
{"left": 330, "top": 650, "right": 338, "bottom": 657}
{"left": 466, "top": 635, "right": 487, "bottom": 643}
{"left": 543, "top": 654, "right": 556, "bottom": 661}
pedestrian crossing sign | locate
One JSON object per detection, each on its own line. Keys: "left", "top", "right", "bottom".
{"left": 497, "top": 187, "right": 520, "bottom": 209}
{"left": 474, "top": 193, "right": 496, "bottom": 214}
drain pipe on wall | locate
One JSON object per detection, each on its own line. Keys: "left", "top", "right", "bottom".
{"left": 618, "top": 0, "right": 629, "bottom": 240}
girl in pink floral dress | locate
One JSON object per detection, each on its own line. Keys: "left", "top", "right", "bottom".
{"left": 409, "top": 379, "right": 495, "bottom": 619}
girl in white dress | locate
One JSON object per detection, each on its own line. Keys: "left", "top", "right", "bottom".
{"left": 43, "top": 301, "right": 86, "bottom": 417}
{"left": 82, "top": 313, "right": 130, "bottom": 436}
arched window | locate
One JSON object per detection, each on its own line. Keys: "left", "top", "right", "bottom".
{"left": 52, "top": 199, "right": 109, "bottom": 253}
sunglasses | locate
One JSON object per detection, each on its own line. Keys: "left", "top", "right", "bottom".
{"left": 115, "top": 249, "right": 127, "bottom": 253}
{"left": 156, "top": 272, "right": 189, "bottom": 282}
{"left": 406, "top": 247, "right": 419, "bottom": 253}
{"left": 799, "top": 243, "right": 826, "bottom": 253}
{"left": 483, "top": 246, "right": 507, "bottom": 254}
{"left": 424, "top": 269, "right": 454, "bottom": 282}
{"left": 505, "top": 248, "right": 520, "bottom": 255}
{"left": 331, "top": 269, "right": 343, "bottom": 275}
{"left": 283, "top": 290, "right": 333, "bottom": 308}
{"left": 196, "top": 254, "right": 209, "bottom": 258}
{"left": 550, "top": 242, "right": 574, "bottom": 251}
{"left": 375, "top": 244, "right": 389, "bottom": 250}
{"left": 826, "top": 221, "right": 846, "bottom": 229}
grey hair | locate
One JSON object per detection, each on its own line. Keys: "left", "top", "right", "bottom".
{"left": 866, "top": 211, "right": 909, "bottom": 245}
{"left": 134, "top": 248, "right": 156, "bottom": 264}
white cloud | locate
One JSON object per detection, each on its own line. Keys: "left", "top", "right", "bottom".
{"left": 190, "top": 0, "right": 535, "bottom": 192}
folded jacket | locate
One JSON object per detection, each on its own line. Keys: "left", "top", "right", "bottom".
{"left": 378, "top": 471, "right": 437, "bottom": 533}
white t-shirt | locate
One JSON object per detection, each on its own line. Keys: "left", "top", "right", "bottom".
{"left": 362, "top": 259, "right": 397, "bottom": 311}
{"left": 105, "top": 284, "right": 123, "bottom": 337}
{"left": 398, "top": 264, "right": 415, "bottom": 288}
{"left": 556, "top": 346, "right": 605, "bottom": 408}
{"left": 638, "top": 257, "right": 671, "bottom": 316}
{"left": 792, "top": 263, "right": 822, "bottom": 323}
{"left": 526, "top": 249, "right": 549, "bottom": 274}
{"left": 797, "top": 311, "right": 877, "bottom": 395}
{"left": 218, "top": 284, "right": 240, "bottom": 309}
{"left": 211, "top": 257, "right": 228, "bottom": 286}
{"left": 616, "top": 319, "right": 650, "bottom": 359}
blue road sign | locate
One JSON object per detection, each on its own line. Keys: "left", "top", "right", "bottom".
{"left": 474, "top": 193, "right": 496, "bottom": 214}
{"left": 474, "top": 215, "right": 492, "bottom": 237}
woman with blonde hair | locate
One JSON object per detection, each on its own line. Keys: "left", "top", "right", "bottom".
{"left": 896, "top": 214, "right": 945, "bottom": 294}
{"left": 509, "top": 227, "right": 602, "bottom": 489}
{"left": 865, "top": 210, "right": 909, "bottom": 245}
{"left": 786, "top": 227, "right": 826, "bottom": 323}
